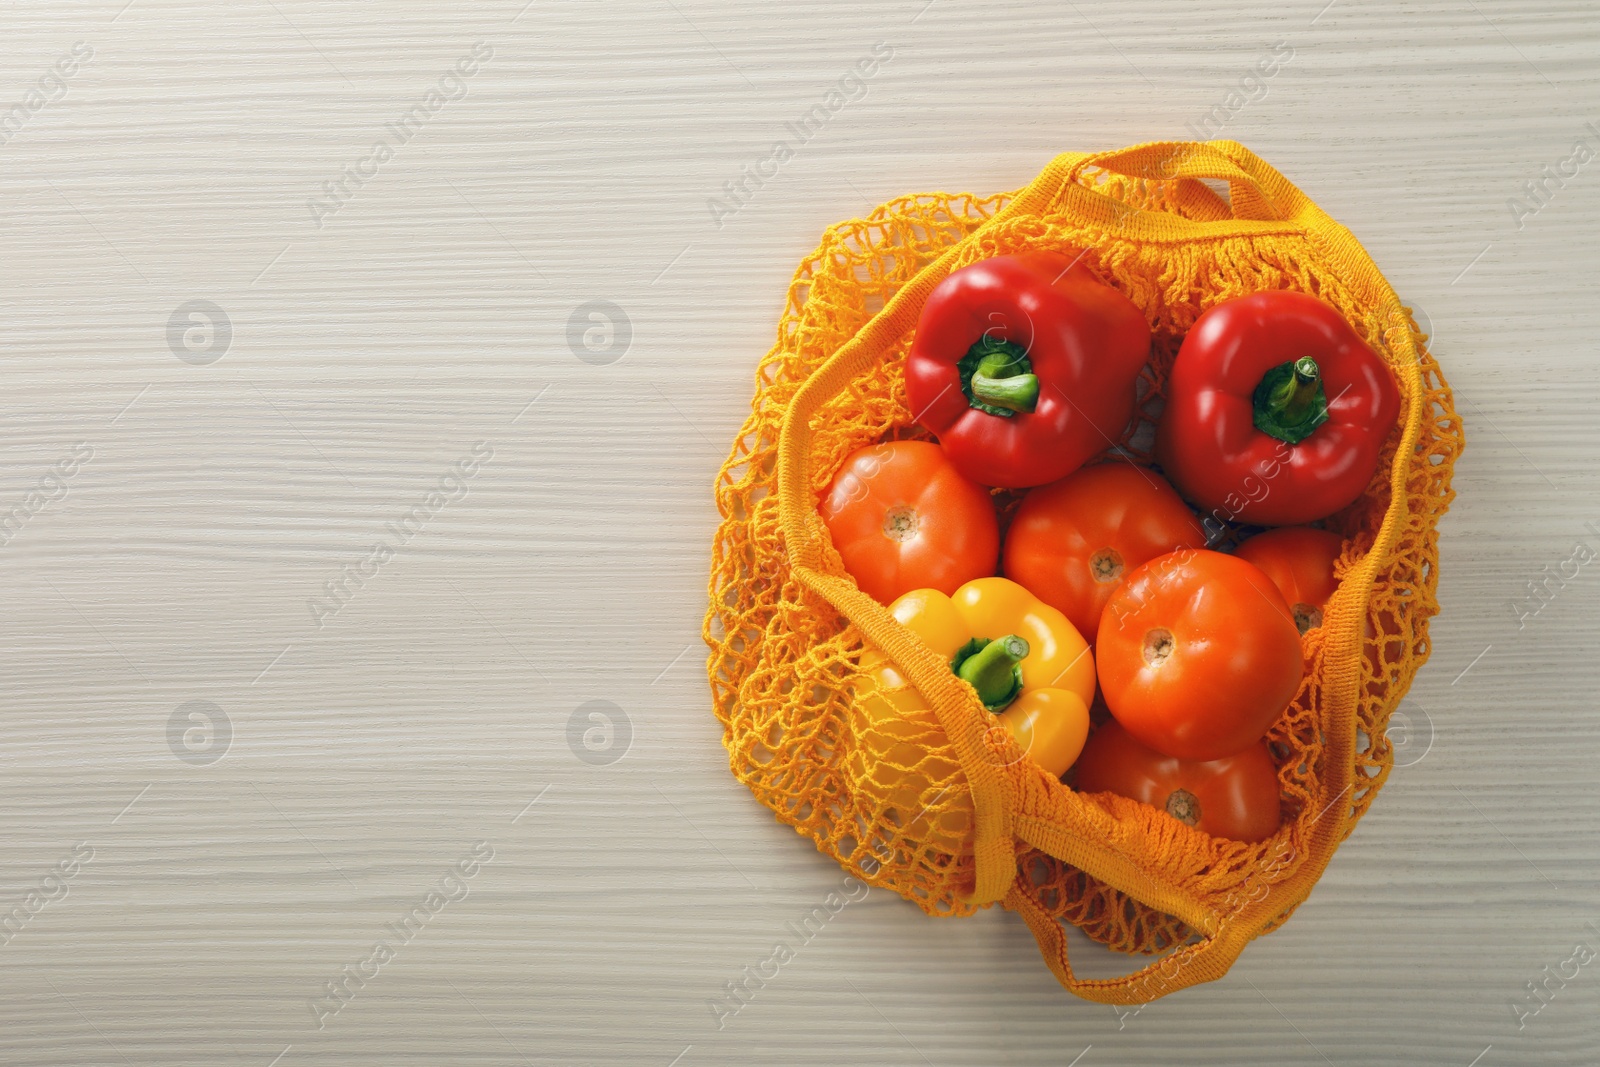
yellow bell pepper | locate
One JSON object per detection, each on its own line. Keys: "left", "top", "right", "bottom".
{"left": 863, "top": 577, "right": 1094, "bottom": 779}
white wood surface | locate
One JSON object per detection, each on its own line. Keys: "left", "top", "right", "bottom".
{"left": 1, "top": 1, "right": 1597, "bottom": 1064}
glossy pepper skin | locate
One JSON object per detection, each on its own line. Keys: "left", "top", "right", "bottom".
{"left": 1156, "top": 291, "right": 1401, "bottom": 527}
{"left": 905, "top": 252, "right": 1151, "bottom": 489}
{"left": 861, "top": 578, "right": 1095, "bottom": 779}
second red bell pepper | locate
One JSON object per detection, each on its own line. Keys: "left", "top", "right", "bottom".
{"left": 906, "top": 252, "right": 1150, "bottom": 489}
{"left": 1155, "top": 291, "right": 1400, "bottom": 526}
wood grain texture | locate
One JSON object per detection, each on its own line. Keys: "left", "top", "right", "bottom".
{"left": 1, "top": 0, "right": 1597, "bottom": 1063}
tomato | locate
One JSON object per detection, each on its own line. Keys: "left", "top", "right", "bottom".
{"left": 1234, "top": 527, "right": 1344, "bottom": 634}
{"left": 1074, "top": 720, "right": 1282, "bottom": 842}
{"left": 1229, "top": 528, "right": 1398, "bottom": 697}
{"left": 1096, "top": 549, "right": 1303, "bottom": 761}
{"left": 1004, "top": 463, "right": 1205, "bottom": 641}
{"left": 820, "top": 440, "right": 999, "bottom": 605}
{"left": 1229, "top": 528, "right": 1396, "bottom": 691}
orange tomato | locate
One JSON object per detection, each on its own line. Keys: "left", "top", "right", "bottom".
{"left": 1004, "top": 463, "right": 1205, "bottom": 640}
{"left": 1096, "top": 549, "right": 1304, "bottom": 761}
{"left": 1230, "top": 528, "right": 1397, "bottom": 691}
{"left": 820, "top": 440, "right": 999, "bottom": 605}
{"left": 1074, "top": 720, "right": 1282, "bottom": 842}
{"left": 1234, "top": 527, "right": 1344, "bottom": 634}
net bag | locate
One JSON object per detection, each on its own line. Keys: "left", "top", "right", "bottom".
{"left": 704, "top": 140, "right": 1462, "bottom": 1002}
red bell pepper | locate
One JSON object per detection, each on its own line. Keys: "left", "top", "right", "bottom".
{"left": 905, "top": 252, "right": 1150, "bottom": 489}
{"left": 1155, "top": 291, "right": 1401, "bottom": 527}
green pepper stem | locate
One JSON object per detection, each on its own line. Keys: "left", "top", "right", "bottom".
{"left": 956, "top": 634, "right": 1029, "bottom": 707}
{"left": 970, "top": 369, "right": 1040, "bottom": 412}
{"left": 1265, "top": 357, "right": 1321, "bottom": 425}
{"left": 961, "top": 344, "right": 1039, "bottom": 415}
{"left": 1251, "top": 355, "right": 1331, "bottom": 445}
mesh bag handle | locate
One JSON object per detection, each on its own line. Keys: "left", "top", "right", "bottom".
{"left": 773, "top": 141, "right": 1433, "bottom": 1002}
{"left": 1069, "top": 139, "right": 1294, "bottom": 221}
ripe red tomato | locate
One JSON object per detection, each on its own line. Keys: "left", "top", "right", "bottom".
{"left": 1096, "top": 549, "right": 1304, "bottom": 761}
{"left": 819, "top": 440, "right": 999, "bottom": 605}
{"left": 1074, "top": 720, "right": 1282, "bottom": 842}
{"left": 1004, "top": 463, "right": 1205, "bottom": 641}
{"left": 1231, "top": 528, "right": 1395, "bottom": 690}
{"left": 1234, "top": 527, "right": 1344, "bottom": 634}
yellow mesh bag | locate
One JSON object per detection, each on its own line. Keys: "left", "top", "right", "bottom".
{"left": 703, "top": 140, "right": 1462, "bottom": 1002}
